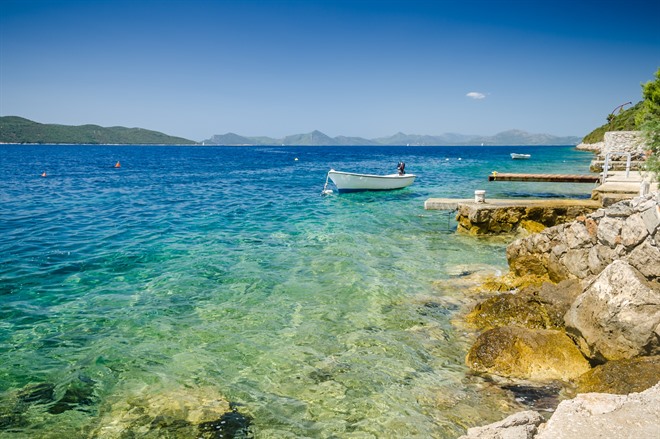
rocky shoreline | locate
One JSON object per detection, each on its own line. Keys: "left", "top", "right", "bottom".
{"left": 458, "top": 192, "right": 660, "bottom": 438}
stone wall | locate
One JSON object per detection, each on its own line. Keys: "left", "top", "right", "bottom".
{"left": 506, "top": 193, "right": 660, "bottom": 282}
{"left": 599, "top": 131, "right": 647, "bottom": 161}
{"left": 456, "top": 202, "right": 599, "bottom": 235}
{"left": 583, "top": 131, "right": 650, "bottom": 171}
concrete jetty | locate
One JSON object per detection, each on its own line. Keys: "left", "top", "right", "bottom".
{"left": 425, "top": 167, "right": 656, "bottom": 234}
{"left": 424, "top": 198, "right": 601, "bottom": 211}
{"left": 425, "top": 197, "right": 601, "bottom": 235}
{"left": 592, "top": 170, "right": 658, "bottom": 206}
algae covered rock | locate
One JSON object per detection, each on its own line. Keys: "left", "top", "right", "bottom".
{"left": 466, "top": 280, "right": 584, "bottom": 331}
{"left": 466, "top": 326, "right": 591, "bottom": 381}
{"left": 575, "top": 356, "right": 660, "bottom": 395}
{"left": 465, "top": 292, "right": 552, "bottom": 331}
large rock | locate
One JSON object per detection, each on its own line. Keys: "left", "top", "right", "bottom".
{"left": 628, "top": 238, "right": 660, "bottom": 279}
{"left": 460, "top": 383, "right": 660, "bottom": 439}
{"left": 535, "top": 383, "right": 660, "bottom": 439}
{"left": 565, "top": 260, "right": 660, "bottom": 362}
{"left": 466, "top": 326, "right": 591, "bottom": 381}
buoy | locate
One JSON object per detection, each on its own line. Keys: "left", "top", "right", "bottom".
{"left": 114, "top": 161, "right": 121, "bottom": 168}
{"left": 41, "top": 171, "right": 47, "bottom": 177}
{"left": 294, "top": 158, "right": 299, "bottom": 161}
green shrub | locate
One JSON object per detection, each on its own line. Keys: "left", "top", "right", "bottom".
{"left": 581, "top": 102, "right": 642, "bottom": 144}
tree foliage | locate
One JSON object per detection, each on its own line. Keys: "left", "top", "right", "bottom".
{"left": 581, "top": 101, "right": 642, "bottom": 144}
{"left": 639, "top": 68, "right": 660, "bottom": 181}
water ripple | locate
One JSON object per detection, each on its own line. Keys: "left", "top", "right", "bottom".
{"left": 0, "top": 144, "right": 593, "bottom": 437}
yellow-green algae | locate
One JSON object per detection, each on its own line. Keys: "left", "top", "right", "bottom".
{"left": 466, "top": 326, "right": 591, "bottom": 381}
{"left": 575, "top": 356, "right": 660, "bottom": 394}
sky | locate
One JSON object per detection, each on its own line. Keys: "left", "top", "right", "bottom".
{"left": 1, "top": 0, "right": 659, "bottom": 141}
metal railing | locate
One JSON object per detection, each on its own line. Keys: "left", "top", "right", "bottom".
{"left": 601, "top": 151, "right": 631, "bottom": 183}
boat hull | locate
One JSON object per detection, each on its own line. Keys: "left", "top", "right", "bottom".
{"left": 511, "top": 153, "right": 531, "bottom": 159}
{"left": 328, "top": 170, "right": 416, "bottom": 193}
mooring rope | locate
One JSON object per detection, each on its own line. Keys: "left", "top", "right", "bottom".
{"left": 321, "top": 172, "right": 333, "bottom": 195}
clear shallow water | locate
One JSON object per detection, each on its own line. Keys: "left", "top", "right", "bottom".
{"left": 0, "top": 145, "right": 594, "bottom": 438}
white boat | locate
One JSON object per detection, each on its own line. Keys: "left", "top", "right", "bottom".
{"left": 326, "top": 169, "right": 416, "bottom": 193}
{"left": 511, "top": 153, "right": 531, "bottom": 159}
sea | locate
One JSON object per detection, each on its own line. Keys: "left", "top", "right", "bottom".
{"left": 0, "top": 144, "right": 595, "bottom": 438}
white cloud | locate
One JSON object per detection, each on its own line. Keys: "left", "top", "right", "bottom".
{"left": 466, "top": 92, "right": 486, "bottom": 100}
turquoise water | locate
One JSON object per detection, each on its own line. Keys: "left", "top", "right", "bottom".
{"left": 0, "top": 145, "right": 594, "bottom": 438}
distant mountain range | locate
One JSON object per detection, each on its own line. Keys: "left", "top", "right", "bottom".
{"left": 203, "top": 129, "right": 581, "bottom": 146}
{"left": 0, "top": 116, "right": 581, "bottom": 146}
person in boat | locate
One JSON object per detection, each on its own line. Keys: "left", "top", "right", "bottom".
{"left": 397, "top": 161, "right": 405, "bottom": 175}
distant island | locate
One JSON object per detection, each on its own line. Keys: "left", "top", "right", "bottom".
{"left": 0, "top": 116, "right": 196, "bottom": 145}
{"left": 0, "top": 116, "right": 582, "bottom": 146}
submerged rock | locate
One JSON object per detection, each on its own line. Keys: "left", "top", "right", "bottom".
{"left": 466, "top": 326, "right": 591, "bottom": 381}
{"left": 48, "top": 375, "right": 97, "bottom": 414}
{"left": 0, "top": 382, "right": 57, "bottom": 430}
{"left": 198, "top": 406, "right": 254, "bottom": 439}
{"left": 91, "top": 386, "right": 233, "bottom": 438}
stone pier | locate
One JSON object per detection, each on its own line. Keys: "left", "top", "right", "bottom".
{"left": 425, "top": 198, "right": 601, "bottom": 235}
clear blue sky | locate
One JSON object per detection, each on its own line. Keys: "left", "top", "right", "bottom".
{"left": 1, "top": 0, "right": 659, "bottom": 141}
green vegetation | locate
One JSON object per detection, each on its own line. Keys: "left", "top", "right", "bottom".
{"left": 0, "top": 116, "right": 196, "bottom": 145}
{"left": 638, "top": 68, "right": 660, "bottom": 181}
{"left": 581, "top": 101, "right": 643, "bottom": 144}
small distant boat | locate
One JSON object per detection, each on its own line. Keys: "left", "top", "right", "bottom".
{"left": 511, "top": 153, "right": 531, "bottom": 159}
{"left": 326, "top": 169, "right": 416, "bottom": 193}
